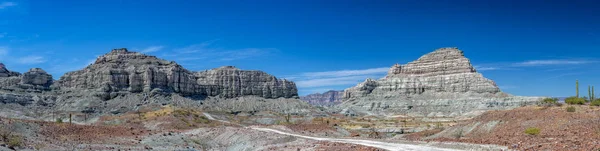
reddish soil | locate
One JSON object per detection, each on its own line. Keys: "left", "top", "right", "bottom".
{"left": 410, "top": 106, "right": 600, "bottom": 150}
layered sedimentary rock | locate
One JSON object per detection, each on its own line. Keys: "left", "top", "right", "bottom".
{"left": 0, "top": 65, "right": 53, "bottom": 91}
{"left": 195, "top": 66, "right": 298, "bottom": 99}
{"left": 0, "top": 48, "right": 311, "bottom": 120}
{"left": 55, "top": 48, "right": 298, "bottom": 99}
{"left": 21, "top": 68, "right": 53, "bottom": 88}
{"left": 300, "top": 90, "right": 344, "bottom": 106}
{"left": 337, "top": 47, "right": 541, "bottom": 117}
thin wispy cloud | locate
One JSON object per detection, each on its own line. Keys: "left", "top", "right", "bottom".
{"left": 301, "top": 67, "right": 389, "bottom": 78}
{"left": 17, "top": 56, "right": 46, "bottom": 64}
{"left": 542, "top": 72, "right": 586, "bottom": 81}
{"left": 0, "top": 2, "right": 16, "bottom": 9}
{"left": 514, "top": 59, "right": 596, "bottom": 66}
{"left": 295, "top": 75, "right": 377, "bottom": 88}
{"left": 168, "top": 40, "right": 276, "bottom": 62}
{"left": 140, "top": 46, "right": 164, "bottom": 53}
{"left": 473, "top": 65, "right": 500, "bottom": 71}
{"left": 291, "top": 67, "right": 388, "bottom": 92}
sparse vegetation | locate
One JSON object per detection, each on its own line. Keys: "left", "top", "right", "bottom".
{"left": 565, "top": 96, "right": 585, "bottom": 105}
{"left": 540, "top": 98, "right": 560, "bottom": 107}
{"left": 524, "top": 127, "right": 540, "bottom": 135}
{"left": 566, "top": 106, "right": 576, "bottom": 112}
{"left": 0, "top": 128, "right": 23, "bottom": 149}
{"left": 591, "top": 99, "right": 600, "bottom": 106}
{"left": 6, "top": 135, "right": 23, "bottom": 148}
{"left": 454, "top": 129, "right": 464, "bottom": 139}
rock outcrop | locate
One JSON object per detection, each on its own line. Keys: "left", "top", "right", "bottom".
{"left": 336, "top": 47, "right": 541, "bottom": 117}
{"left": 300, "top": 90, "right": 344, "bottom": 106}
{"left": 55, "top": 48, "right": 297, "bottom": 99}
{"left": 0, "top": 63, "right": 20, "bottom": 77}
{"left": 195, "top": 66, "right": 298, "bottom": 99}
{"left": 21, "top": 68, "right": 53, "bottom": 88}
{"left": 0, "top": 48, "right": 310, "bottom": 120}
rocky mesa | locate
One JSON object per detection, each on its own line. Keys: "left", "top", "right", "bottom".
{"left": 335, "top": 47, "right": 541, "bottom": 117}
{"left": 0, "top": 48, "right": 313, "bottom": 121}
{"left": 300, "top": 90, "right": 344, "bottom": 106}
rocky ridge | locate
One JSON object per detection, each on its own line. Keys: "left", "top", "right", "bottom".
{"left": 0, "top": 48, "right": 311, "bottom": 121}
{"left": 300, "top": 90, "right": 344, "bottom": 106}
{"left": 336, "top": 47, "right": 541, "bottom": 117}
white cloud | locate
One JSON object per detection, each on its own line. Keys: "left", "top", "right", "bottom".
{"left": 514, "top": 59, "right": 596, "bottom": 66}
{"left": 301, "top": 67, "right": 389, "bottom": 78}
{"left": 140, "top": 46, "right": 164, "bottom": 53}
{"left": 291, "top": 67, "right": 388, "bottom": 90}
{"left": 17, "top": 56, "right": 46, "bottom": 64}
{"left": 295, "top": 75, "right": 376, "bottom": 88}
{"left": 473, "top": 65, "right": 500, "bottom": 71}
{"left": 219, "top": 48, "right": 277, "bottom": 61}
{"left": 0, "top": 2, "right": 16, "bottom": 9}
{"left": 542, "top": 72, "right": 585, "bottom": 81}
{"left": 169, "top": 40, "right": 276, "bottom": 62}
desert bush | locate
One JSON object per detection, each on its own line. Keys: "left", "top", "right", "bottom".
{"left": 56, "top": 118, "right": 63, "bottom": 123}
{"left": 591, "top": 99, "right": 600, "bottom": 106}
{"left": 524, "top": 127, "right": 540, "bottom": 135}
{"left": 541, "top": 98, "right": 558, "bottom": 104}
{"left": 6, "top": 135, "right": 23, "bottom": 148}
{"left": 565, "top": 97, "right": 585, "bottom": 105}
{"left": 454, "top": 129, "right": 464, "bottom": 139}
{"left": 566, "top": 106, "right": 576, "bottom": 112}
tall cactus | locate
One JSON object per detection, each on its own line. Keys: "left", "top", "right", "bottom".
{"left": 576, "top": 80, "right": 579, "bottom": 98}
{"left": 589, "top": 85, "right": 592, "bottom": 101}
{"left": 593, "top": 86, "right": 596, "bottom": 100}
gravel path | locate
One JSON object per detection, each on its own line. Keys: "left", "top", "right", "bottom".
{"left": 202, "top": 113, "right": 461, "bottom": 151}
{"left": 251, "top": 127, "right": 459, "bottom": 151}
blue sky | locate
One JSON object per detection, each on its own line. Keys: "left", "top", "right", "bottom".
{"left": 0, "top": 0, "right": 599, "bottom": 97}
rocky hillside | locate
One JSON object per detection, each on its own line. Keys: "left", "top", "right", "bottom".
{"left": 0, "top": 48, "right": 312, "bottom": 121}
{"left": 336, "top": 47, "right": 541, "bottom": 117}
{"left": 300, "top": 90, "right": 344, "bottom": 106}
{"left": 56, "top": 48, "right": 297, "bottom": 99}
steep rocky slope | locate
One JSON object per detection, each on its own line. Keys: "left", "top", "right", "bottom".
{"left": 0, "top": 48, "right": 312, "bottom": 121}
{"left": 300, "top": 90, "right": 344, "bottom": 106}
{"left": 336, "top": 47, "right": 541, "bottom": 117}
{"left": 411, "top": 106, "right": 600, "bottom": 150}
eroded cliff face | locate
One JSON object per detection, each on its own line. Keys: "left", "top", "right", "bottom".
{"left": 195, "top": 66, "right": 298, "bottom": 99}
{"left": 300, "top": 90, "right": 344, "bottom": 106}
{"left": 0, "top": 49, "right": 309, "bottom": 120}
{"left": 337, "top": 47, "right": 541, "bottom": 117}
{"left": 55, "top": 48, "right": 298, "bottom": 99}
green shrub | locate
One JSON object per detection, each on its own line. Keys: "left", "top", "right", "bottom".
{"left": 56, "top": 118, "right": 63, "bottom": 123}
{"left": 7, "top": 135, "right": 23, "bottom": 148}
{"left": 542, "top": 98, "right": 558, "bottom": 104}
{"left": 524, "top": 127, "right": 540, "bottom": 135}
{"left": 565, "top": 97, "right": 585, "bottom": 105}
{"left": 591, "top": 99, "right": 600, "bottom": 106}
{"left": 566, "top": 106, "right": 576, "bottom": 112}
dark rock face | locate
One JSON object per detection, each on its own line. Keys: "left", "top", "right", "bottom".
{"left": 300, "top": 90, "right": 344, "bottom": 106}
{"left": 0, "top": 63, "right": 20, "bottom": 77}
{"left": 55, "top": 48, "right": 298, "bottom": 99}
{"left": 336, "top": 47, "right": 541, "bottom": 117}
{"left": 21, "top": 68, "right": 53, "bottom": 87}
